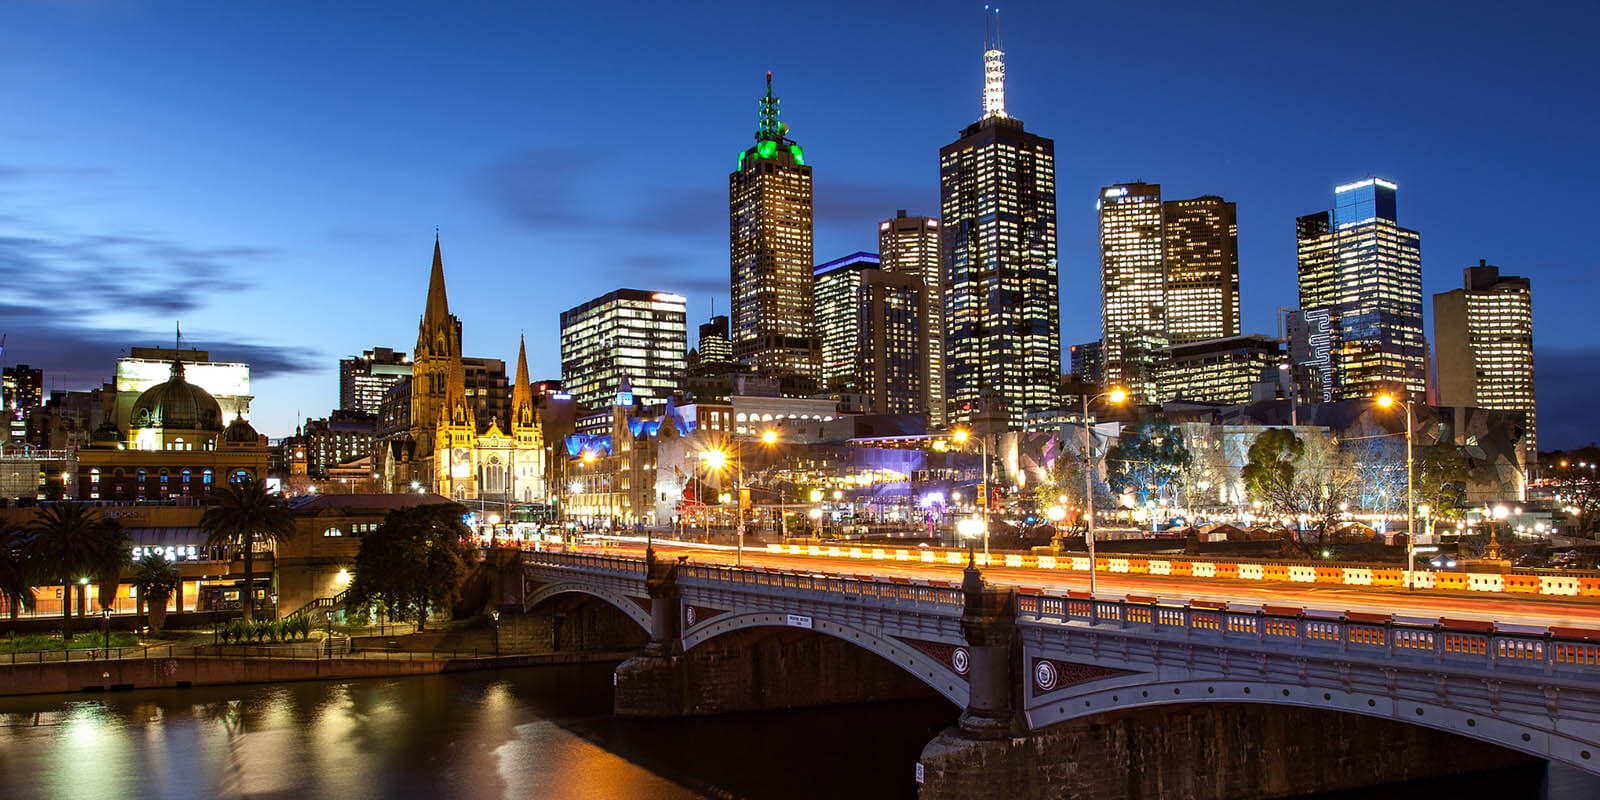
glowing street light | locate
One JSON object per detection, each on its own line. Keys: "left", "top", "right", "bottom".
{"left": 1377, "top": 393, "right": 1418, "bottom": 590}
{"left": 761, "top": 430, "right": 779, "bottom": 445}
{"left": 1078, "top": 387, "right": 1128, "bottom": 593}
{"left": 1045, "top": 505, "right": 1065, "bottom": 523}
{"left": 956, "top": 516, "right": 987, "bottom": 566}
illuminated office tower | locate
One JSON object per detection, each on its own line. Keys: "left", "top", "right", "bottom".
{"left": 340, "top": 347, "right": 411, "bottom": 416}
{"left": 1, "top": 365, "right": 42, "bottom": 410}
{"left": 1295, "top": 177, "right": 1425, "bottom": 402}
{"left": 560, "top": 289, "right": 687, "bottom": 411}
{"left": 880, "top": 210, "right": 945, "bottom": 426}
{"left": 813, "top": 252, "right": 927, "bottom": 416}
{"left": 1163, "top": 195, "right": 1239, "bottom": 345}
{"left": 940, "top": 13, "right": 1059, "bottom": 427}
{"left": 697, "top": 315, "right": 733, "bottom": 364}
{"left": 730, "top": 72, "right": 818, "bottom": 386}
{"left": 1434, "top": 261, "right": 1536, "bottom": 452}
{"left": 1099, "top": 182, "right": 1168, "bottom": 403}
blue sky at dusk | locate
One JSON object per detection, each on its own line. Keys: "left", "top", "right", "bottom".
{"left": 3, "top": 1, "right": 1597, "bottom": 446}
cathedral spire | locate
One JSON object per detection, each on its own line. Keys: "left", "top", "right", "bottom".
{"left": 423, "top": 233, "right": 451, "bottom": 335}
{"left": 511, "top": 334, "right": 534, "bottom": 429}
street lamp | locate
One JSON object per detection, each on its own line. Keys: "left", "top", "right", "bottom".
{"left": 956, "top": 516, "right": 987, "bottom": 568}
{"left": 951, "top": 427, "right": 992, "bottom": 556}
{"left": 1376, "top": 393, "right": 1418, "bottom": 590}
{"left": 1079, "top": 388, "right": 1127, "bottom": 594}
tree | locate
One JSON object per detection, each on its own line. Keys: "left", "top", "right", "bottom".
{"left": 1242, "top": 429, "right": 1303, "bottom": 516}
{"left": 133, "top": 554, "right": 180, "bottom": 633}
{"left": 0, "top": 527, "right": 34, "bottom": 621}
{"left": 347, "top": 504, "right": 476, "bottom": 631}
{"left": 1415, "top": 445, "right": 1472, "bottom": 531}
{"left": 1106, "top": 417, "right": 1193, "bottom": 528}
{"left": 24, "top": 503, "right": 129, "bottom": 635}
{"left": 1029, "top": 456, "right": 1110, "bottom": 535}
{"left": 200, "top": 479, "right": 297, "bottom": 621}
{"left": 1547, "top": 461, "right": 1600, "bottom": 538}
{"left": 94, "top": 518, "right": 132, "bottom": 613}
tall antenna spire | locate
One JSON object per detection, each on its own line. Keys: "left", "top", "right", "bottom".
{"left": 981, "top": 5, "right": 1007, "bottom": 119}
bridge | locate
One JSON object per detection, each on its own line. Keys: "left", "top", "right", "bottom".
{"left": 506, "top": 547, "right": 1600, "bottom": 799}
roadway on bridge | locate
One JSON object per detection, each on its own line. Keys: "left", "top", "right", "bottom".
{"left": 583, "top": 540, "right": 1600, "bottom": 630}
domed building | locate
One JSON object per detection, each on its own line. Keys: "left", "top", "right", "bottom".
{"left": 77, "top": 359, "right": 269, "bottom": 502}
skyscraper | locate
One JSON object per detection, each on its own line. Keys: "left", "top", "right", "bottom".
{"left": 697, "top": 315, "right": 733, "bottom": 364}
{"left": 1099, "top": 182, "right": 1167, "bottom": 403}
{"left": 339, "top": 347, "right": 411, "bottom": 416}
{"left": 560, "top": 289, "right": 687, "bottom": 411}
{"left": 1296, "top": 177, "right": 1425, "bottom": 402}
{"left": 730, "top": 72, "right": 817, "bottom": 388}
{"left": 813, "top": 253, "right": 927, "bottom": 416}
{"left": 1163, "top": 195, "right": 1239, "bottom": 345}
{"left": 1434, "top": 261, "right": 1536, "bottom": 452}
{"left": 879, "top": 210, "right": 945, "bottom": 427}
{"left": 940, "top": 18, "right": 1059, "bottom": 427}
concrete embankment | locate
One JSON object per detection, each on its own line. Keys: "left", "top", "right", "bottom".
{"left": 0, "top": 650, "right": 630, "bottom": 697}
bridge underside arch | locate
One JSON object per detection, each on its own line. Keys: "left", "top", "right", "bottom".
{"left": 682, "top": 611, "right": 970, "bottom": 708}
{"left": 522, "top": 582, "right": 652, "bottom": 634}
{"left": 1027, "top": 677, "right": 1597, "bottom": 775}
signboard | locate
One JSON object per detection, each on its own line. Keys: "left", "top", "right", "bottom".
{"left": 785, "top": 614, "right": 812, "bottom": 629}
{"left": 915, "top": 763, "right": 925, "bottom": 784}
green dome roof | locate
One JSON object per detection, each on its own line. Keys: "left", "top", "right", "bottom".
{"left": 130, "top": 362, "right": 223, "bottom": 432}
{"left": 222, "top": 414, "right": 260, "bottom": 444}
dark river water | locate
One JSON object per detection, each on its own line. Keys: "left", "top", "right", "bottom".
{"left": 0, "top": 663, "right": 1594, "bottom": 799}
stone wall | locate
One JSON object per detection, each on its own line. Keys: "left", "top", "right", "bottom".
{"left": 917, "top": 703, "right": 1533, "bottom": 800}
{"left": 616, "top": 627, "right": 941, "bottom": 718}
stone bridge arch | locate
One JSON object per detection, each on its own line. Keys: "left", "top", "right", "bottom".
{"left": 681, "top": 611, "right": 971, "bottom": 708}
{"left": 522, "top": 581, "right": 652, "bottom": 633}
{"left": 1024, "top": 673, "right": 1598, "bottom": 774}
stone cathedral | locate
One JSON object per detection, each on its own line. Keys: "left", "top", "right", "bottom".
{"left": 378, "top": 237, "right": 547, "bottom": 502}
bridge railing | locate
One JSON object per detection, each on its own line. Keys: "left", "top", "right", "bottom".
{"left": 680, "top": 562, "right": 964, "bottom": 613}
{"left": 521, "top": 550, "right": 648, "bottom": 578}
{"left": 1017, "top": 592, "right": 1600, "bottom": 680}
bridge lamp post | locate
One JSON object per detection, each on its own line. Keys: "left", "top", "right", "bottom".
{"left": 957, "top": 516, "right": 987, "bottom": 569}
{"left": 1376, "top": 394, "right": 1417, "bottom": 590}
{"left": 1080, "top": 388, "right": 1127, "bottom": 595}
{"left": 1045, "top": 504, "right": 1066, "bottom": 540}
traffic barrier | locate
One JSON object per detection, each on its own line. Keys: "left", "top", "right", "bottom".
{"left": 1342, "top": 568, "right": 1373, "bottom": 586}
{"left": 1129, "top": 559, "right": 1150, "bottom": 574}
{"left": 1170, "top": 560, "right": 1193, "bottom": 577}
{"left": 1372, "top": 569, "right": 1404, "bottom": 587}
{"left": 1215, "top": 562, "right": 1239, "bottom": 579}
{"left": 895, "top": 549, "right": 912, "bottom": 561}
{"left": 1434, "top": 572, "right": 1469, "bottom": 591}
{"left": 1466, "top": 573, "right": 1505, "bottom": 593}
{"left": 848, "top": 547, "right": 863, "bottom": 559}
{"left": 1313, "top": 567, "right": 1342, "bottom": 584}
{"left": 1108, "top": 558, "right": 1130, "bottom": 574}
{"left": 1502, "top": 574, "right": 1540, "bottom": 594}
{"left": 1005, "top": 554, "right": 1025, "bottom": 568}
{"left": 1581, "top": 577, "right": 1600, "bottom": 598}
{"left": 1288, "top": 565, "right": 1316, "bottom": 583}
{"left": 1540, "top": 575, "right": 1581, "bottom": 596}
{"left": 1263, "top": 564, "right": 1290, "bottom": 582}
{"left": 1412, "top": 571, "right": 1437, "bottom": 590}
{"left": 1192, "top": 562, "right": 1216, "bottom": 578}
{"left": 1070, "top": 557, "right": 1091, "bottom": 572}
{"left": 1238, "top": 563, "right": 1265, "bottom": 581}
{"left": 1037, "top": 555, "right": 1057, "bottom": 570}
{"left": 1149, "top": 559, "right": 1172, "bottom": 576}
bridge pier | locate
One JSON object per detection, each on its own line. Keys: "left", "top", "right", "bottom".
{"left": 955, "top": 563, "right": 1020, "bottom": 739}
{"left": 614, "top": 551, "right": 688, "bottom": 717}
{"left": 917, "top": 702, "right": 1534, "bottom": 799}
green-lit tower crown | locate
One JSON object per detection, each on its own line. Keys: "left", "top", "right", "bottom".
{"left": 738, "top": 71, "right": 804, "bottom": 169}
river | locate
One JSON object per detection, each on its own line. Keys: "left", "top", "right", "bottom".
{"left": 0, "top": 663, "right": 1593, "bottom": 799}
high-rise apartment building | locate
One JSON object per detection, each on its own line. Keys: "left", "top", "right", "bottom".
{"left": 1, "top": 365, "right": 43, "bottom": 410}
{"left": 1069, "top": 341, "right": 1103, "bottom": 387}
{"left": 1296, "top": 177, "right": 1426, "bottom": 403}
{"left": 1163, "top": 195, "right": 1239, "bottom": 345}
{"left": 339, "top": 347, "right": 411, "bottom": 416}
{"left": 1099, "top": 182, "right": 1167, "bottom": 403}
{"left": 1434, "top": 261, "right": 1536, "bottom": 452}
{"left": 560, "top": 289, "right": 687, "bottom": 411}
{"left": 940, "top": 25, "right": 1058, "bottom": 427}
{"left": 879, "top": 210, "right": 945, "bottom": 427}
{"left": 813, "top": 252, "right": 927, "bottom": 416}
{"left": 730, "top": 72, "right": 817, "bottom": 386}
{"left": 697, "top": 315, "right": 733, "bottom": 364}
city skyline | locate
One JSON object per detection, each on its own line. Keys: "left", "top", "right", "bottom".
{"left": 4, "top": 2, "right": 1599, "bottom": 445}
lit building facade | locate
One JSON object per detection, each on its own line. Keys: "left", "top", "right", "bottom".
{"left": 813, "top": 252, "right": 927, "bottom": 416}
{"left": 1155, "top": 334, "right": 1283, "bottom": 406}
{"left": 302, "top": 411, "right": 377, "bottom": 478}
{"left": 376, "top": 237, "right": 546, "bottom": 503}
{"left": 1069, "top": 340, "right": 1103, "bottom": 386}
{"left": 1163, "top": 195, "right": 1239, "bottom": 345}
{"left": 1434, "top": 261, "right": 1536, "bottom": 453}
{"left": 560, "top": 288, "right": 687, "bottom": 411}
{"left": 1, "top": 365, "right": 42, "bottom": 410}
{"left": 1099, "top": 182, "right": 1168, "bottom": 403}
{"left": 1296, "top": 177, "right": 1426, "bottom": 403}
{"left": 730, "top": 72, "right": 818, "bottom": 385}
{"left": 880, "top": 210, "right": 945, "bottom": 427}
{"left": 339, "top": 347, "right": 411, "bottom": 416}
{"left": 697, "top": 315, "right": 733, "bottom": 364}
{"left": 940, "top": 35, "right": 1058, "bottom": 427}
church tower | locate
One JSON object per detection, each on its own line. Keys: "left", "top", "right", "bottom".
{"left": 509, "top": 335, "right": 546, "bottom": 502}
{"left": 411, "top": 235, "right": 466, "bottom": 492}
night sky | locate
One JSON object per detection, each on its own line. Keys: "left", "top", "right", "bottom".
{"left": 3, "top": 1, "right": 1596, "bottom": 446}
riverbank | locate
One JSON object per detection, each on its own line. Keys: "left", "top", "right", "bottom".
{"left": 0, "top": 648, "right": 632, "bottom": 697}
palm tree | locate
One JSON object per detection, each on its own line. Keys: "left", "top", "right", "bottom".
{"left": 200, "top": 479, "right": 297, "bottom": 621}
{"left": 1, "top": 527, "right": 35, "bottom": 621}
{"left": 94, "top": 518, "right": 132, "bottom": 613}
{"left": 24, "top": 503, "right": 127, "bottom": 636}
{"left": 132, "top": 554, "right": 180, "bottom": 633}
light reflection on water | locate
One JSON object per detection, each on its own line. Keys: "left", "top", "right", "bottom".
{"left": 0, "top": 665, "right": 1593, "bottom": 800}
